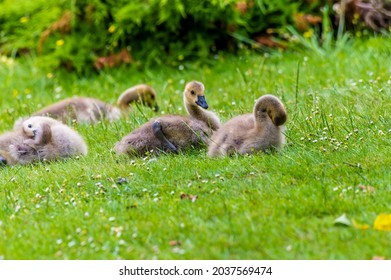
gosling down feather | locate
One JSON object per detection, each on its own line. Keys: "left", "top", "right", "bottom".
{"left": 16, "top": 84, "right": 158, "bottom": 125}
{"left": 208, "top": 94, "right": 287, "bottom": 157}
{"left": 114, "top": 81, "right": 220, "bottom": 156}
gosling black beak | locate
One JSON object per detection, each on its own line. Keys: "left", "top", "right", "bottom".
{"left": 154, "top": 104, "right": 159, "bottom": 112}
{"left": 0, "top": 156, "right": 7, "bottom": 166}
{"left": 196, "top": 96, "right": 208, "bottom": 109}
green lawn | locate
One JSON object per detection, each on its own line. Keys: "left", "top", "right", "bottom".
{"left": 1, "top": 37, "right": 391, "bottom": 259}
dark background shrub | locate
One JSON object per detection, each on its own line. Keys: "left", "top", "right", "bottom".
{"left": 0, "top": 0, "right": 389, "bottom": 73}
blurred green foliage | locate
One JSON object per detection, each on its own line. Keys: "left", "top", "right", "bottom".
{"left": 0, "top": 0, "right": 347, "bottom": 73}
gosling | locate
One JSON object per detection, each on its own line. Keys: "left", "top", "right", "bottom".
{"left": 9, "top": 116, "right": 88, "bottom": 164}
{"left": 18, "top": 84, "right": 158, "bottom": 125}
{"left": 208, "top": 94, "right": 287, "bottom": 157}
{"left": 114, "top": 81, "right": 220, "bottom": 156}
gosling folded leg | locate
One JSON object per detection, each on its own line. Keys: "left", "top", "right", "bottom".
{"left": 152, "top": 120, "right": 178, "bottom": 153}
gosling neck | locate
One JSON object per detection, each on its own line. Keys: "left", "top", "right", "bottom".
{"left": 253, "top": 100, "right": 270, "bottom": 131}
{"left": 185, "top": 101, "right": 220, "bottom": 131}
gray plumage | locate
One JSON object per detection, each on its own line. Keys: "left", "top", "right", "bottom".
{"left": 114, "top": 81, "right": 220, "bottom": 156}
{"left": 208, "top": 94, "right": 287, "bottom": 157}
{"left": 15, "top": 84, "right": 158, "bottom": 125}
{"left": 0, "top": 129, "right": 34, "bottom": 165}
{"left": 8, "top": 116, "right": 88, "bottom": 164}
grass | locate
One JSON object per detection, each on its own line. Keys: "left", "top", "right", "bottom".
{"left": 1, "top": 36, "right": 391, "bottom": 260}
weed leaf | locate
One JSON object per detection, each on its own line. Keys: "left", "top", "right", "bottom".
{"left": 334, "top": 213, "right": 351, "bottom": 227}
{"left": 352, "top": 219, "right": 369, "bottom": 230}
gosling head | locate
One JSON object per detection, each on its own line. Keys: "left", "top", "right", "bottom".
{"left": 117, "top": 84, "right": 159, "bottom": 112}
{"left": 22, "top": 119, "right": 40, "bottom": 138}
{"left": 254, "top": 95, "right": 287, "bottom": 126}
{"left": 141, "top": 90, "right": 159, "bottom": 112}
{"left": 184, "top": 81, "right": 208, "bottom": 109}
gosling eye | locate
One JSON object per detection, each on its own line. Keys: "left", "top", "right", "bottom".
{"left": 190, "top": 90, "right": 195, "bottom": 95}
{"left": 27, "top": 124, "right": 32, "bottom": 128}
